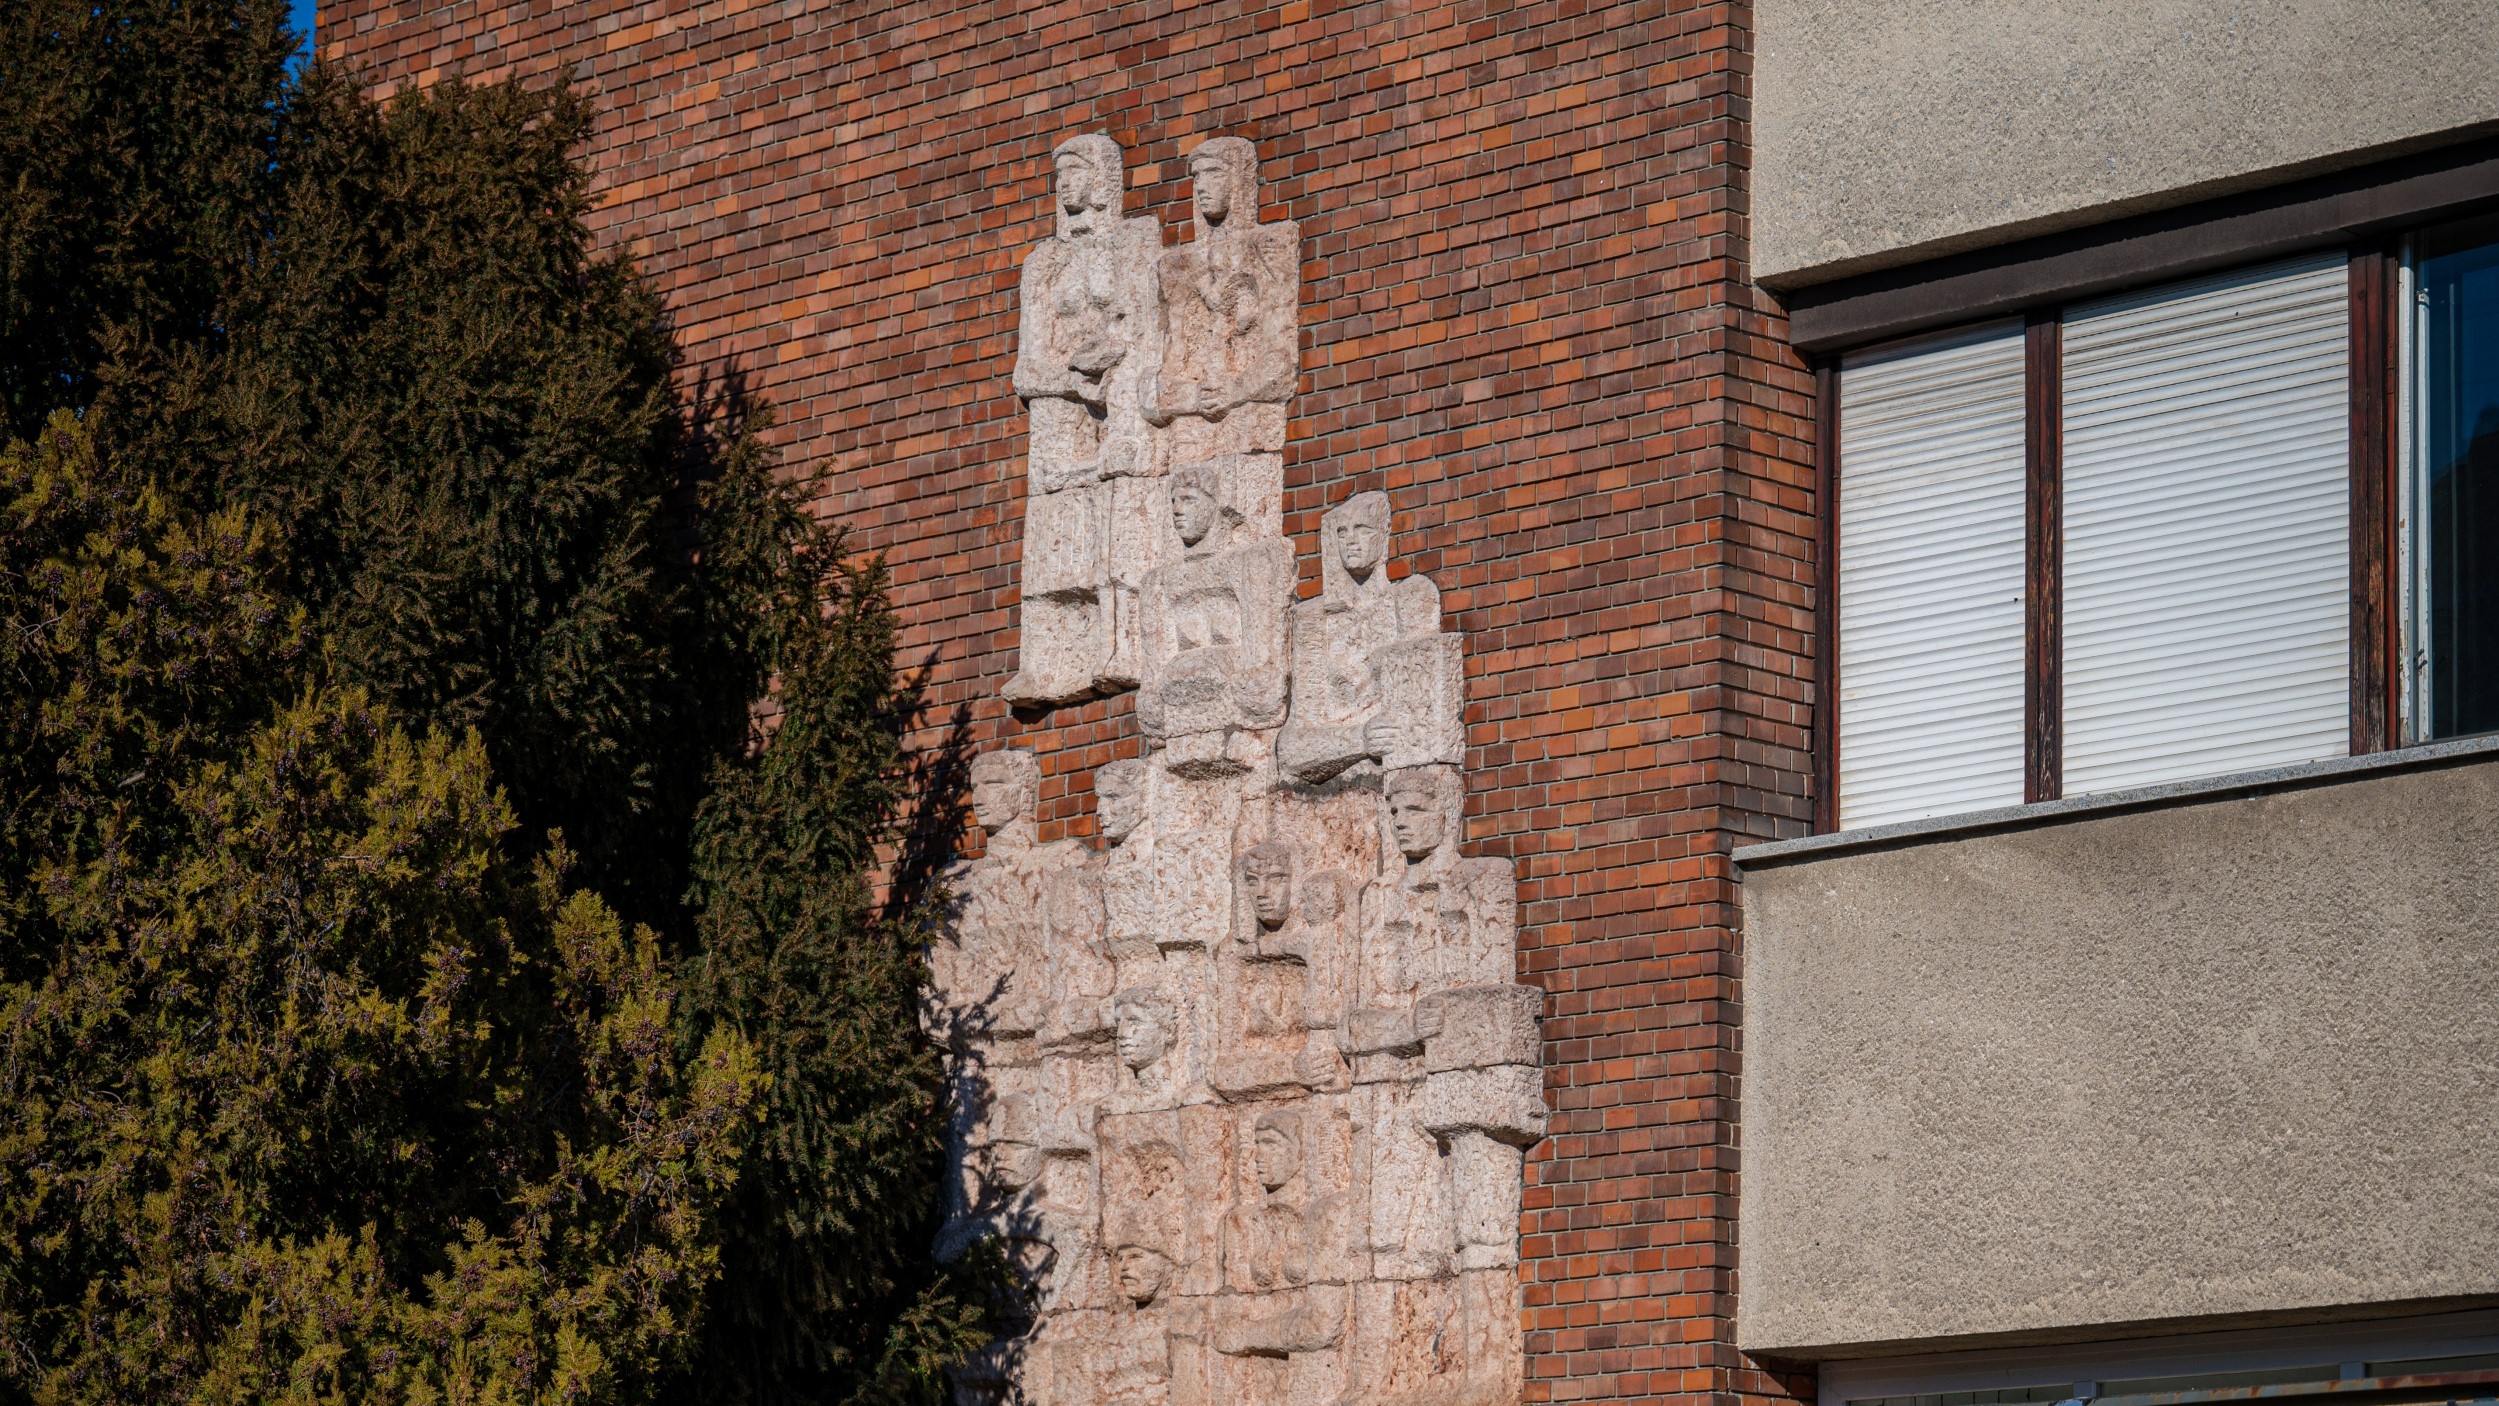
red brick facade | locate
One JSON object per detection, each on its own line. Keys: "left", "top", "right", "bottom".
{"left": 316, "top": 2, "right": 1819, "bottom": 1402}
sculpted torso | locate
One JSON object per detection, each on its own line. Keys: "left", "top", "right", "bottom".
{"left": 1145, "top": 137, "right": 1299, "bottom": 434}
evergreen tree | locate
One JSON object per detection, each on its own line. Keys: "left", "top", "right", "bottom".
{"left": 136, "top": 70, "right": 731, "bottom": 930}
{"left": 0, "top": 7, "right": 996, "bottom": 1402}
{"left": 0, "top": 414, "right": 761, "bottom": 1403}
{"left": 675, "top": 458, "right": 995, "bottom": 1406}
{"left": 0, "top": 0, "right": 294, "bottom": 440}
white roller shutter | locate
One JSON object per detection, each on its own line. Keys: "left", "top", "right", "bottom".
{"left": 2061, "top": 253, "right": 2350, "bottom": 795}
{"left": 1838, "top": 321, "right": 2029, "bottom": 829}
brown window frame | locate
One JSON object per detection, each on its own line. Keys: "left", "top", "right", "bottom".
{"left": 1810, "top": 227, "right": 2461, "bottom": 833}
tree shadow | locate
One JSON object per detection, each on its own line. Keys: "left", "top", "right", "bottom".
{"left": 886, "top": 676, "right": 976, "bottom": 930}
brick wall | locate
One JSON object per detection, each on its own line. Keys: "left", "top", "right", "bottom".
{"left": 316, "top": 1, "right": 1820, "bottom": 1402}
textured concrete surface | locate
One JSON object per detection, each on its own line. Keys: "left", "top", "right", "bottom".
{"left": 1737, "top": 755, "right": 2499, "bottom": 1357}
{"left": 1755, "top": 0, "right": 2499, "bottom": 287}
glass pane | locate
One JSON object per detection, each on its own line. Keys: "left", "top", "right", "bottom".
{"left": 2419, "top": 213, "right": 2499, "bottom": 738}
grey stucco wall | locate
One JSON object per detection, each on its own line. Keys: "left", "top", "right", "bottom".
{"left": 1736, "top": 755, "right": 2499, "bottom": 1358}
{"left": 1754, "top": 0, "right": 2499, "bottom": 288}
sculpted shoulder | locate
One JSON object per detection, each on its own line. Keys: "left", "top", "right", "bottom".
{"left": 1387, "top": 571, "right": 1442, "bottom": 633}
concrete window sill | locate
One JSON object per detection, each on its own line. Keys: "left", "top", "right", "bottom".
{"left": 1734, "top": 732, "right": 2499, "bottom": 872}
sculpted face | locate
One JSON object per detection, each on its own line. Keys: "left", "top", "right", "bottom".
{"left": 1300, "top": 873, "right": 1345, "bottom": 925}
{"left": 1115, "top": 993, "right": 1171, "bottom": 1072}
{"left": 1114, "top": 1245, "right": 1172, "bottom": 1305}
{"left": 1055, "top": 152, "right": 1104, "bottom": 235}
{"left": 1241, "top": 845, "right": 1293, "bottom": 930}
{"left": 987, "top": 1139, "right": 1042, "bottom": 1193}
{"left": 1386, "top": 772, "right": 1448, "bottom": 860}
{"left": 969, "top": 755, "right": 1038, "bottom": 836}
{"left": 1095, "top": 762, "right": 1144, "bottom": 844}
{"left": 1191, "top": 154, "right": 1233, "bottom": 226}
{"left": 1006, "top": 1234, "right": 1059, "bottom": 1297}
{"left": 1334, "top": 508, "right": 1384, "bottom": 579}
{"left": 1170, "top": 479, "right": 1219, "bottom": 546}
{"left": 1252, "top": 1117, "right": 1301, "bottom": 1192}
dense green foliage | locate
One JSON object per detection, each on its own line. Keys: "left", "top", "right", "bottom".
{"left": 0, "top": 4, "right": 989, "bottom": 1402}
{"left": 0, "top": 414, "right": 761, "bottom": 1401}
{"left": 0, "top": 0, "right": 296, "bottom": 439}
{"left": 677, "top": 472, "right": 992, "bottom": 1406}
{"left": 136, "top": 67, "right": 731, "bottom": 930}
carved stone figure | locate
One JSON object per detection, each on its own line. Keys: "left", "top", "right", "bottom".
{"left": 1342, "top": 765, "right": 1516, "bottom": 1071}
{"left": 1009, "top": 134, "right": 1167, "bottom": 705}
{"left": 931, "top": 750, "right": 1096, "bottom": 1285}
{"left": 1414, "top": 984, "right": 1547, "bottom": 1270}
{"left": 1093, "top": 758, "right": 1160, "bottom": 970}
{"left": 1213, "top": 841, "right": 1346, "bottom": 1100}
{"left": 1277, "top": 492, "right": 1465, "bottom": 784}
{"left": 1115, "top": 986, "right": 1175, "bottom": 1077}
{"left": 949, "top": 135, "right": 1539, "bottom": 1406}
{"left": 1223, "top": 1106, "right": 1357, "bottom": 1290}
{"left": 1100, "top": 1107, "right": 1231, "bottom": 1300}
{"left": 1373, "top": 767, "right": 1517, "bottom": 990}
{"left": 1145, "top": 136, "right": 1300, "bottom": 471}
{"left": 1135, "top": 460, "right": 1295, "bottom": 776}
{"left": 1340, "top": 1271, "right": 1523, "bottom": 1406}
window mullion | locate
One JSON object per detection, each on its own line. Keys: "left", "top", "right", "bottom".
{"left": 2347, "top": 243, "right": 2402, "bottom": 755}
{"left": 1814, "top": 359, "right": 1842, "bottom": 834}
{"left": 2024, "top": 311, "right": 2064, "bottom": 804}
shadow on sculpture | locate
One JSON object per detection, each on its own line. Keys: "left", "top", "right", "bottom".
{"left": 942, "top": 132, "right": 1543, "bottom": 1406}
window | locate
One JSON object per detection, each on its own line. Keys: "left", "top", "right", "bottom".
{"left": 1818, "top": 1309, "right": 2499, "bottom": 1406}
{"left": 2057, "top": 255, "right": 2350, "bottom": 794}
{"left": 1835, "top": 324, "right": 2028, "bottom": 829}
{"left": 1823, "top": 222, "right": 2499, "bottom": 832}
{"left": 2415, "top": 213, "right": 2499, "bottom": 739}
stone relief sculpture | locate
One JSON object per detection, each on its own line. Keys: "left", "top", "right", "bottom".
{"left": 1008, "top": 135, "right": 1167, "bottom": 706}
{"left": 928, "top": 749, "right": 1094, "bottom": 1290}
{"left": 1277, "top": 491, "right": 1465, "bottom": 784}
{"left": 1136, "top": 458, "right": 1296, "bottom": 777}
{"left": 946, "top": 132, "right": 1542, "bottom": 1406}
{"left": 1144, "top": 136, "right": 1300, "bottom": 475}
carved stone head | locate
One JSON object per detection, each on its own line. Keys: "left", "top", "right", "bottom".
{"left": 1106, "top": 1138, "right": 1184, "bottom": 1295}
{"left": 1169, "top": 463, "right": 1222, "bottom": 547}
{"left": 1113, "top": 1243, "right": 1173, "bottom": 1306}
{"left": 1095, "top": 758, "right": 1147, "bottom": 845}
{"left": 1321, "top": 491, "right": 1390, "bottom": 600}
{"left": 1300, "top": 870, "right": 1350, "bottom": 927}
{"left": 1114, "top": 986, "right": 1174, "bottom": 1072}
{"left": 1251, "top": 1109, "right": 1303, "bottom": 1192}
{"left": 1386, "top": 764, "right": 1459, "bottom": 861}
{"left": 1240, "top": 841, "right": 1295, "bottom": 931}
{"left": 1051, "top": 133, "right": 1124, "bottom": 240}
{"left": 970, "top": 749, "right": 1042, "bottom": 837}
{"left": 1187, "top": 136, "right": 1258, "bottom": 235}
{"left": 986, "top": 1138, "right": 1043, "bottom": 1195}
{"left": 982, "top": 1092, "right": 1044, "bottom": 1192}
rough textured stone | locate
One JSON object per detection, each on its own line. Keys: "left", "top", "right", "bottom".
{"left": 936, "top": 138, "right": 1545, "bottom": 1406}
{"left": 1144, "top": 137, "right": 1299, "bottom": 470}
{"left": 1007, "top": 135, "right": 1168, "bottom": 704}
{"left": 1277, "top": 491, "right": 1462, "bottom": 785}
{"left": 1135, "top": 457, "right": 1296, "bottom": 777}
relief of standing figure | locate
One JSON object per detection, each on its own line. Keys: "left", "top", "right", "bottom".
{"left": 1010, "top": 134, "right": 1166, "bottom": 705}
{"left": 1145, "top": 137, "right": 1301, "bottom": 472}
